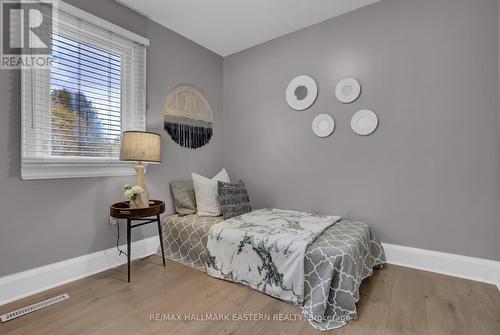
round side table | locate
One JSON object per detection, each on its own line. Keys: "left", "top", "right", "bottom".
{"left": 110, "top": 200, "right": 166, "bottom": 282}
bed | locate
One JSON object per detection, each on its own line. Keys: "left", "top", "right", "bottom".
{"left": 160, "top": 209, "right": 385, "bottom": 331}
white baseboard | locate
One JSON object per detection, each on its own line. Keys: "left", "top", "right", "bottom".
{"left": 0, "top": 237, "right": 159, "bottom": 306}
{"left": 1, "top": 240, "right": 498, "bottom": 306}
{"left": 382, "top": 243, "right": 500, "bottom": 290}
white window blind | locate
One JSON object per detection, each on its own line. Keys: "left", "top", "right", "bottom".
{"left": 21, "top": 3, "right": 148, "bottom": 179}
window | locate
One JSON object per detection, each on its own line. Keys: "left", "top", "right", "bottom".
{"left": 50, "top": 34, "right": 122, "bottom": 158}
{"left": 21, "top": 3, "right": 148, "bottom": 179}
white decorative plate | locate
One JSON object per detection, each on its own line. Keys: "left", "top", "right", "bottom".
{"left": 335, "top": 78, "right": 361, "bottom": 104}
{"left": 285, "top": 75, "right": 318, "bottom": 111}
{"left": 351, "top": 109, "right": 378, "bottom": 136}
{"left": 312, "top": 114, "right": 335, "bottom": 137}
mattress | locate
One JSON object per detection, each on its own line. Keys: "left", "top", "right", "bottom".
{"left": 160, "top": 212, "right": 385, "bottom": 331}
{"left": 162, "top": 214, "right": 223, "bottom": 270}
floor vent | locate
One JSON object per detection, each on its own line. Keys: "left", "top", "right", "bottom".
{"left": 0, "top": 293, "right": 70, "bottom": 323}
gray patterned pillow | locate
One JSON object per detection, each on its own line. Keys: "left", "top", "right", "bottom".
{"left": 217, "top": 180, "right": 252, "bottom": 219}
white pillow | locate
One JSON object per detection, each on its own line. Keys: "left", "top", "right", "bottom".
{"left": 192, "top": 168, "right": 230, "bottom": 216}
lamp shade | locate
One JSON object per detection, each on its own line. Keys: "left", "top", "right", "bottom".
{"left": 120, "top": 131, "right": 161, "bottom": 163}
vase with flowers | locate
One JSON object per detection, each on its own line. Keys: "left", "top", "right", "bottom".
{"left": 124, "top": 185, "right": 145, "bottom": 208}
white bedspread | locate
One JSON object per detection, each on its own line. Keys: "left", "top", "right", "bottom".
{"left": 206, "top": 208, "right": 340, "bottom": 304}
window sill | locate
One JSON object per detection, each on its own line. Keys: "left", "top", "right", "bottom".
{"left": 21, "top": 162, "right": 138, "bottom": 180}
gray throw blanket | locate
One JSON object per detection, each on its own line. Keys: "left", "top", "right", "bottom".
{"left": 302, "top": 219, "right": 385, "bottom": 330}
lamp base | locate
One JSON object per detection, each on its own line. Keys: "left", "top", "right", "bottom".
{"left": 135, "top": 163, "right": 149, "bottom": 208}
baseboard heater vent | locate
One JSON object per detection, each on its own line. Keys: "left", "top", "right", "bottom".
{"left": 0, "top": 293, "right": 70, "bottom": 323}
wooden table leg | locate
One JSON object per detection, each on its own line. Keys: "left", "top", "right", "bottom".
{"left": 157, "top": 215, "right": 166, "bottom": 267}
{"left": 127, "top": 219, "right": 131, "bottom": 282}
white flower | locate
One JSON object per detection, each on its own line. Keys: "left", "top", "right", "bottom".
{"left": 124, "top": 189, "right": 134, "bottom": 199}
{"left": 131, "top": 186, "right": 144, "bottom": 194}
{"left": 123, "top": 184, "right": 144, "bottom": 200}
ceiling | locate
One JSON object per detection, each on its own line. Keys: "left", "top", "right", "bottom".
{"left": 116, "top": 0, "right": 379, "bottom": 56}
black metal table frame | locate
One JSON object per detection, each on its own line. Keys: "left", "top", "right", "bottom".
{"left": 125, "top": 215, "right": 166, "bottom": 282}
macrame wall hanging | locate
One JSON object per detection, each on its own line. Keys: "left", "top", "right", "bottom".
{"left": 164, "top": 86, "right": 213, "bottom": 149}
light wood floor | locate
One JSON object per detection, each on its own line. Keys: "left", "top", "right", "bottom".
{"left": 1, "top": 256, "right": 499, "bottom": 335}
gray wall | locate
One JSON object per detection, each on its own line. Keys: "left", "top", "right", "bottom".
{"left": 223, "top": 0, "right": 500, "bottom": 260}
{"left": 0, "top": 0, "right": 223, "bottom": 276}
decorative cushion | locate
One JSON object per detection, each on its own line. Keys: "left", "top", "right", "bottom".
{"left": 170, "top": 181, "right": 197, "bottom": 215}
{"left": 217, "top": 180, "right": 252, "bottom": 219}
{"left": 192, "top": 168, "right": 230, "bottom": 217}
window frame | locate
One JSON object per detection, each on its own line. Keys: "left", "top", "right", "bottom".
{"left": 21, "top": 2, "right": 149, "bottom": 180}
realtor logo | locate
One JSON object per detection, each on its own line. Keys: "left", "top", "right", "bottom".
{"left": 1, "top": 0, "right": 56, "bottom": 68}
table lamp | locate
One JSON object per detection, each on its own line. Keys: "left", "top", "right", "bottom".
{"left": 120, "top": 131, "right": 162, "bottom": 208}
